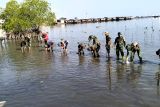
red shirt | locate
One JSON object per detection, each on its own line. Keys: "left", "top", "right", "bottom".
{"left": 44, "top": 34, "right": 48, "bottom": 41}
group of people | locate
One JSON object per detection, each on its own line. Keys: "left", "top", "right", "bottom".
{"left": 104, "top": 32, "right": 159, "bottom": 63}
{"left": 20, "top": 31, "right": 70, "bottom": 54}
{"left": 20, "top": 31, "right": 159, "bottom": 63}
{"left": 38, "top": 31, "right": 69, "bottom": 53}
{"left": 77, "top": 31, "right": 159, "bottom": 63}
{"left": 105, "top": 32, "right": 142, "bottom": 63}
{"left": 77, "top": 35, "right": 101, "bottom": 57}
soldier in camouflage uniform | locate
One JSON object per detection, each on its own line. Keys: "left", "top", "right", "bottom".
{"left": 104, "top": 32, "right": 112, "bottom": 57}
{"left": 88, "top": 35, "right": 101, "bottom": 57}
{"left": 114, "top": 32, "right": 126, "bottom": 60}
{"left": 126, "top": 42, "right": 142, "bottom": 63}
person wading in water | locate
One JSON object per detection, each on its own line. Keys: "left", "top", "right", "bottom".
{"left": 126, "top": 42, "right": 143, "bottom": 63}
{"left": 114, "top": 32, "right": 126, "bottom": 61}
{"left": 104, "top": 32, "right": 112, "bottom": 57}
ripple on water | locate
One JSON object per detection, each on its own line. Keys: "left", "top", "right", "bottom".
{"left": 1, "top": 18, "right": 160, "bottom": 107}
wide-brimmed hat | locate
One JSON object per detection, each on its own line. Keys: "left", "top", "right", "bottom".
{"left": 104, "top": 32, "right": 109, "bottom": 36}
{"left": 133, "top": 41, "right": 138, "bottom": 46}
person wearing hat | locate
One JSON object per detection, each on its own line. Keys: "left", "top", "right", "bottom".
{"left": 104, "top": 32, "right": 112, "bottom": 57}
{"left": 130, "top": 42, "right": 142, "bottom": 63}
{"left": 114, "top": 32, "right": 126, "bottom": 60}
{"left": 125, "top": 42, "right": 142, "bottom": 63}
{"left": 88, "top": 35, "right": 101, "bottom": 57}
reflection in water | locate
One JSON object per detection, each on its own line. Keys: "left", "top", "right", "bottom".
{"left": 0, "top": 41, "right": 7, "bottom": 52}
{"left": 60, "top": 54, "right": 69, "bottom": 64}
{"left": 116, "top": 62, "right": 125, "bottom": 80}
{"left": 129, "top": 64, "right": 142, "bottom": 78}
{"left": 106, "top": 57, "right": 112, "bottom": 90}
{"left": 126, "top": 64, "right": 143, "bottom": 86}
{"left": 78, "top": 56, "right": 85, "bottom": 65}
{"left": 156, "top": 65, "right": 160, "bottom": 95}
{"left": 91, "top": 57, "right": 100, "bottom": 65}
{"left": 157, "top": 86, "right": 160, "bottom": 96}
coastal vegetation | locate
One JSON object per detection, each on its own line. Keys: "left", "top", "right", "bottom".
{"left": 0, "top": 0, "right": 56, "bottom": 34}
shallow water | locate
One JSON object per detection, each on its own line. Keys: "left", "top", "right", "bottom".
{"left": 0, "top": 18, "right": 160, "bottom": 107}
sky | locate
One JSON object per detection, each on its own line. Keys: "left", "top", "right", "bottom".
{"left": 0, "top": 0, "right": 160, "bottom": 19}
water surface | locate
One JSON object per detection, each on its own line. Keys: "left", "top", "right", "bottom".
{"left": 0, "top": 18, "right": 160, "bottom": 107}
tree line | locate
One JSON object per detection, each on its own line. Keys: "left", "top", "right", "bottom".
{"left": 0, "top": 0, "right": 56, "bottom": 34}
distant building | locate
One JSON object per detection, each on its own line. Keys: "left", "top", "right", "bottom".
{"left": 57, "top": 17, "right": 67, "bottom": 24}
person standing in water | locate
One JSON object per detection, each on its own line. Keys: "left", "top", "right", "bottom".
{"left": 104, "top": 32, "right": 112, "bottom": 57}
{"left": 64, "top": 40, "right": 69, "bottom": 53}
{"left": 114, "top": 32, "right": 126, "bottom": 60}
